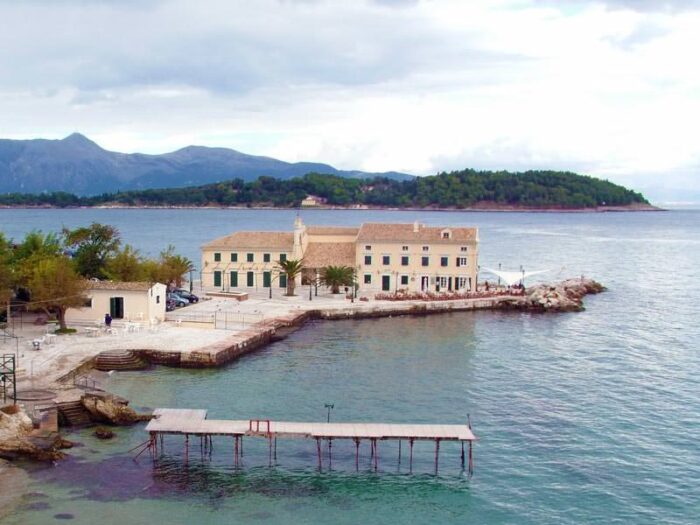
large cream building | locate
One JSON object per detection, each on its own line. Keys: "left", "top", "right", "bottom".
{"left": 201, "top": 218, "right": 479, "bottom": 294}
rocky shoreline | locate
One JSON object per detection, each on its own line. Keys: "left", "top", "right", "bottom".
{"left": 0, "top": 278, "right": 604, "bottom": 464}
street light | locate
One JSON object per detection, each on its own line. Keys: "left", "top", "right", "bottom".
{"left": 324, "top": 403, "right": 334, "bottom": 423}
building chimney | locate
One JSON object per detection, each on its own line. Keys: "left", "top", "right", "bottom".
{"left": 413, "top": 220, "right": 420, "bottom": 233}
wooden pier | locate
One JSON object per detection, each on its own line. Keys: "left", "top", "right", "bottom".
{"left": 143, "top": 408, "right": 477, "bottom": 474}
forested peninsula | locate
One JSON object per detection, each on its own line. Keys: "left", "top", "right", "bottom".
{"left": 0, "top": 169, "right": 654, "bottom": 210}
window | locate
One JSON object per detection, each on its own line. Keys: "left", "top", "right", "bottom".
{"left": 402, "top": 245, "right": 409, "bottom": 251}
{"left": 263, "top": 253, "right": 271, "bottom": 263}
{"left": 156, "top": 295, "right": 160, "bottom": 304}
{"left": 230, "top": 271, "right": 238, "bottom": 287}
{"left": 457, "top": 257, "right": 468, "bottom": 267}
{"left": 401, "top": 256, "right": 409, "bottom": 266}
{"left": 460, "top": 246, "right": 468, "bottom": 253}
{"left": 247, "top": 253, "right": 254, "bottom": 262}
{"left": 365, "top": 245, "right": 372, "bottom": 251}
{"left": 364, "top": 274, "right": 372, "bottom": 284}
{"left": 364, "top": 255, "right": 372, "bottom": 265}
{"left": 280, "top": 253, "right": 287, "bottom": 262}
{"left": 213, "top": 271, "right": 222, "bottom": 287}
{"left": 421, "top": 256, "right": 429, "bottom": 267}
{"left": 214, "top": 252, "right": 221, "bottom": 262}
{"left": 457, "top": 277, "right": 471, "bottom": 290}
{"left": 440, "top": 256, "right": 449, "bottom": 267}
{"left": 400, "top": 275, "right": 409, "bottom": 286}
{"left": 83, "top": 298, "right": 93, "bottom": 308}
{"left": 246, "top": 271, "right": 254, "bottom": 287}
{"left": 422, "top": 246, "right": 429, "bottom": 252}
{"left": 441, "top": 230, "right": 451, "bottom": 239}
{"left": 382, "top": 255, "right": 390, "bottom": 265}
{"left": 437, "top": 276, "right": 448, "bottom": 289}
{"left": 231, "top": 253, "right": 238, "bottom": 262}
{"left": 279, "top": 273, "right": 287, "bottom": 288}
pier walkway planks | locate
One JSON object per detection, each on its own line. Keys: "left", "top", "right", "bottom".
{"left": 146, "top": 408, "right": 477, "bottom": 442}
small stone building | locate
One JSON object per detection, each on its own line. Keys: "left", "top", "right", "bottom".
{"left": 66, "top": 281, "right": 167, "bottom": 323}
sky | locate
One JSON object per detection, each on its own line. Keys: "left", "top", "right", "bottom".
{"left": 1, "top": 0, "right": 699, "bottom": 202}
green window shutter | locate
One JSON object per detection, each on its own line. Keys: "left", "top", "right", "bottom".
{"left": 263, "top": 271, "right": 271, "bottom": 288}
{"left": 263, "top": 253, "right": 271, "bottom": 263}
{"left": 230, "top": 271, "right": 238, "bottom": 287}
{"left": 280, "top": 253, "right": 287, "bottom": 262}
{"left": 214, "top": 252, "right": 221, "bottom": 262}
{"left": 247, "top": 271, "right": 254, "bottom": 287}
{"left": 213, "top": 271, "right": 222, "bottom": 287}
{"left": 247, "top": 253, "right": 254, "bottom": 262}
{"left": 279, "top": 273, "right": 287, "bottom": 288}
{"left": 231, "top": 253, "right": 238, "bottom": 262}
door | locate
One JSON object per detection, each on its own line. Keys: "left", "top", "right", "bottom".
{"left": 382, "top": 275, "right": 391, "bottom": 291}
{"left": 263, "top": 271, "right": 271, "bottom": 288}
{"left": 109, "top": 297, "right": 124, "bottom": 319}
{"left": 421, "top": 276, "right": 429, "bottom": 291}
{"left": 230, "top": 271, "right": 238, "bottom": 287}
{"left": 213, "top": 271, "right": 221, "bottom": 288}
{"left": 247, "top": 271, "right": 254, "bottom": 287}
{"left": 279, "top": 273, "right": 287, "bottom": 288}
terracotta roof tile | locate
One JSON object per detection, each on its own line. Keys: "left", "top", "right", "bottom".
{"left": 87, "top": 281, "right": 158, "bottom": 291}
{"left": 356, "top": 223, "right": 477, "bottom": 243}
{"left": 306, "top": 226, "right": 359, "bottom": 236}
{"left": 202, "top": 231, "right": 294, "bottom": 250}
{"left": 303, "top": 242, "right": 356, "bottom": 268}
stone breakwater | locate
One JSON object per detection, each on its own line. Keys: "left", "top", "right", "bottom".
{"left": 126, "top": 278, "right": 604, "bottom": 369}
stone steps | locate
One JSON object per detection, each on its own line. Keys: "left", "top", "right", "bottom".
{"left": 94, "top": 350, "right": 148, "bottom": 371}
{"left": 56, "top": 400, "right": 92, "bottom": 427}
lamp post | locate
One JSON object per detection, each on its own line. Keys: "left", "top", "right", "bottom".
{"left": 497, "top": 263, "right": 501, "bottom": 287}
{"left": 520, "top": 265, "right": 525, "bottom": 288}
{"left": 324, "top": 403, "right": 334, "bottom": 423}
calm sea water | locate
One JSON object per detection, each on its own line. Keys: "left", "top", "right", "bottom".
{"left": 1, "top": 208, "right": 699, "bottom": 524}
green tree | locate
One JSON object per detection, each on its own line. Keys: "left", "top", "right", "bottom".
{"left": 156, "top": 245, "right": 195, "bottom": 288}
{"left": 319, "top": 265, "right": 355, "bottom": 294}
{"left": 63, "top": 223, "right": 121, "bottom": 278}
{"left": 103, "top": 244, "right": 145, "bottom": 281}
{"left": 275, "top": 258, "right": 304, "bottom": 296}
{"left": 25, "top": 256, "right": 88, "bottom": 331}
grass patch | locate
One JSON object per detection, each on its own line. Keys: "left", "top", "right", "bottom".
{"left": 54, "top": 327, "right": 77, "bottom": 334}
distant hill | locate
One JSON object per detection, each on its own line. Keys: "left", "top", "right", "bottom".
{"left": 0, "top": 170, "right": 654, "bottom": 211}
{"left": 0, "top": 133, "right": 412, "bottom": 195}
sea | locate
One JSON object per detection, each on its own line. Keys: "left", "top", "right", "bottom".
{"left": 0, "top": 208, "right": 698, "bottom": 525}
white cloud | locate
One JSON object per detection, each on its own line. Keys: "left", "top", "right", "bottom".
{"left": 0, "top": 0, "right": 698, "bottom": 198}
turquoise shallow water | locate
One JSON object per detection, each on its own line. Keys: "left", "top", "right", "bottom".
{"left": 1, "top": 209, "right": 699, "bottom": 524}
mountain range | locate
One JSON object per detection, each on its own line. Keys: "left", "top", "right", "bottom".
{"left": 0, "top": 133, "right": 412, "bottom": 195}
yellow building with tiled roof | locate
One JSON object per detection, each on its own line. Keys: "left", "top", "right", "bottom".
{"left": 201, "top": 217, "right": 479, "bottom": 294}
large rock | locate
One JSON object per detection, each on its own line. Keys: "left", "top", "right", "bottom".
{"left": 0, "top": 407, "right": 70, "bottom": 461}
{"left": 81, "top": 393, "right": 151, "bottom": 426}
{"left": 518, "top": 278, "right": 605, "bottom": 312}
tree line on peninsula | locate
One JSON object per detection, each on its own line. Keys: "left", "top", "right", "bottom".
{"left": 0, "top": 223, "right": 194, "bottom": 330}
{"left": 0, "top": 169, "right": 649, "bottom": 209}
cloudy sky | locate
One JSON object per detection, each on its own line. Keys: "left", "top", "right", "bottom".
{"left": 1, "top": 0, "right": 699, "bottom": 201}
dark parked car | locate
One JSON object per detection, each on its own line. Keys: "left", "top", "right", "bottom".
{"left": 167, "top": 293, "right": 189, "bottom": 307}
{"left": 174, "top": 289, "right": 199, "bottom": 303}
{"left": 166, "top": 298, "right": 177, "bottom": 312}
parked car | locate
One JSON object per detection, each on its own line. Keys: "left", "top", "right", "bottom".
{"left": 166, "top": 298, "right": 177, "bottom": 312}
{"left": 174, "top": 289, "right": 199, "bottom": 303}
{"left": 167, "top": 292, "right": 189, "bottom": 307}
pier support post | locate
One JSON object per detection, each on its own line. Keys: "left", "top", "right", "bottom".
{"left": 268, "top": 435, "right": 273, "bottom": 467}
{"left": 328, "top": 439, "right": 332, "bottom": 469}
{"left": 468, "top": 441, "right": 474, "bottom": 478}
{"left": 274, "top": 437, "right": 277, "bottom": 461}
{"left": 184, "top": 434, "right": 189, "bottom": 463}
{"left": 461, "top": 441, "right": 465, "bottom": 470}
{"left": 354, "top": 438, "right": 360, "bottom": 471}
{"left": 373, "top": 439, "right": 378, "bottom": 471}
{"left": 398, "top": 439, "right": 402, "bottom": 466}
{"left": 240, "top": 436, "right": 243, "bottom": 457}
{"left": 316, "top": 438, "right": 322, "bottom": 470}
{"left": 409, "top": 439, "right": 414, "bottom": 473}
{"left": 434, "top": 439, "right": 440, "bottom": 475}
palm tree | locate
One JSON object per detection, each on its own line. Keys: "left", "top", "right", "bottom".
{"left": 319, "top": 265, "right": 355, "bottom": 294}
{"left": 275, "top": 258, "right": 304, "bottom": 296}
